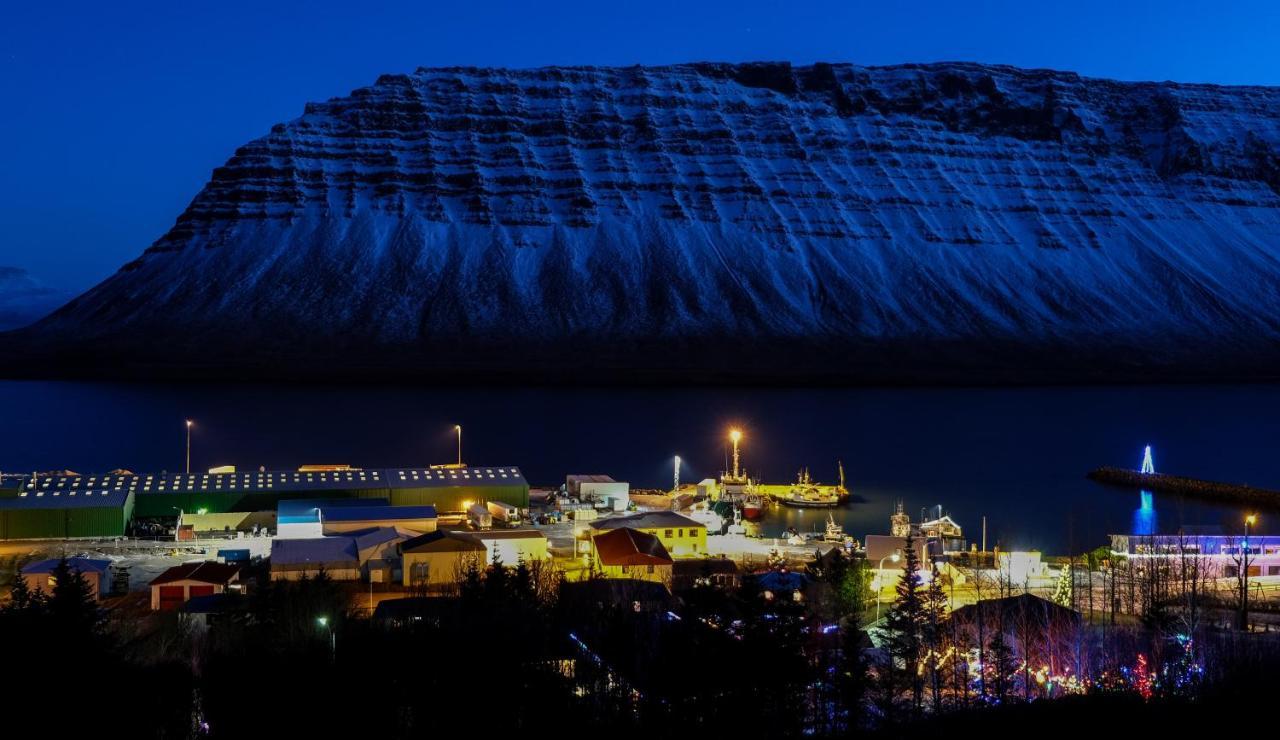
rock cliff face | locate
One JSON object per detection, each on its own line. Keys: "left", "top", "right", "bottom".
{"left": 12, "top": 62, "right": 1280, "bottom": 382}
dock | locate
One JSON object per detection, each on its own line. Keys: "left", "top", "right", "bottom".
{"left": 1088, "top": 466, "right": 1280, "bottom": 508}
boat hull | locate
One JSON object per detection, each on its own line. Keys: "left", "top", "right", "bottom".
{"left": 778, "top": 499, "right": 839, "bottom": 508}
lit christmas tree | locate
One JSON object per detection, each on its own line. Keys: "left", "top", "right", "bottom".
{"left": 1052, "top": 563, "right": 1073, "bottom": 608}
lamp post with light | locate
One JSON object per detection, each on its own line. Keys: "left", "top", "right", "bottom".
{"left": 876, "top": 550, "right": 902, "bottom": 621}
{"left": 729, "top": 429, "right": 742, "bottom": 481}
{"left": 1242, "top": 514, "right": 1258, "bottom": 631}
{"left": 185, "top": 420, "right": 194, "bottom": 474}
{"left": 454, "top": 425, "right": 462, "bottom": 467}
{"left": 317, "top": 616, "right": 335, "bottom": 659}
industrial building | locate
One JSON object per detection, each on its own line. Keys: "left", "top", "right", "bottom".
{"left": 150, "top": 562, "right": 242, "bottom": 610}
{"left": 0, "top": 487, "right": 134, "bottom": 539}
{"left": 1, "top": 466, "right": 527, "bottom": 539}
{"left": 566, "top": 474, "right": 630, "bottom": 509}
{"left": 269, "top": 537, "right": 361, "bottom": 581}
{"left": 589, "top": 511, "right": 707, "bottom": 557}
{"left": 276, "top": 499, "right": 438, "bottom": 539}
{"left": 20, "top": 557, "right": 112, "bottom": 600}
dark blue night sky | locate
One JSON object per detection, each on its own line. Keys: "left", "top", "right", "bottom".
{"left": 4, "top": 0, "right": 1279, "bottom": 294}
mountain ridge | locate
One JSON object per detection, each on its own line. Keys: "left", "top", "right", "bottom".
{"left": 8, "top": 60, "right": 1280, "bottom": 383}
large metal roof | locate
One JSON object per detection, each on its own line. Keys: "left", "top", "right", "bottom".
{"left": 0, "top": 487, "right": 131, "bottom": 509}
{"left": 17, "top": 467, "right": 527, "bottom": 497}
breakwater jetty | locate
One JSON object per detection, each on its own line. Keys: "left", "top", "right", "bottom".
{"left": 1088, "top": 467, "right": 1280, "bottom": 508}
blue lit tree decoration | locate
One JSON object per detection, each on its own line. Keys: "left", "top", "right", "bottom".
{"left": 1140, "top": 445, "right": 1155, "bottom": 475}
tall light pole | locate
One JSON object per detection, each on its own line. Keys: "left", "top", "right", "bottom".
{"left": 876, "top": 550, "right": 902, "bottom": 621}
{"left": 673, "top": 455, "right": 681, "bottom": 493}
{"left": 317, "top": 616, "right": 335, "bottom": 660}
{"left": 729, "top": 429, "right": 742, "bottom": 480}
{"left": 185, "top": 420, "right": 194, "bottom": 475}
{"left": 454, "top": 424, "right": 462, "bottom": 467}
{"left": 1242, "top": 514, "right": 1257, "bottom": 631}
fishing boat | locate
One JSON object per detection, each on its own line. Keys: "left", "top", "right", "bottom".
{"left": 818, "top": 512, "right": 851, "bottom": 544}
{"left": 777, "top": 468, "right": 840, "bottom": 508}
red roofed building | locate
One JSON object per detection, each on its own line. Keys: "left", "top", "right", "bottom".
{"left": 591, "top": 527, "right": 673, "bottom": 585}
{"left": 150, "top": 562, "right": 242, "bottom": 610}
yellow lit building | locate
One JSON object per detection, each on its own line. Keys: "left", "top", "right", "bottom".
{"left": 588, "top": 511, "right": 706, "bottom": 558}
{"left": 590, "top": 527, "right": 673, "bottom": 586}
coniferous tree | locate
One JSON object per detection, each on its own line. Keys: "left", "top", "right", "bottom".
{"left": 922, "top": 558, "right": 949, "bottom": 711}
{"left": 48, "top": 559, "right": 99, "bottom": 637}
{"left": 883, "top": 529, "right": 926, "bottom": 714}
{"left": 6, "top": 568, "right": 36, "bottom": 612}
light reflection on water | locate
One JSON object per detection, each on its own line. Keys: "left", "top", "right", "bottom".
{"left": 1131, "top": 490, "right": 1157, "bottom": 536}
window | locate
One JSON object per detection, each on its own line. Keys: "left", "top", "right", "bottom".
{"left": 1269, "top": 566, "right": 1280, "bottom": 576}
{"left": 664, "top": 529, "right": 673, "bottom": 539}
{"left": 1224, "top": 565, "right": 1239, "bottom": 578}
{"left": 647, "top": 565, "right": 655, "bottom": 574}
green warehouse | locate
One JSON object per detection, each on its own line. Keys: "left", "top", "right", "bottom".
{"left": 0, "top": 487, "right": 135, "bottom": 539}
{"left": 2, "top": 466, "right": 529, "bottom": 538}
{"left": 380, "top": 467, "right": 529, "bottom": 511}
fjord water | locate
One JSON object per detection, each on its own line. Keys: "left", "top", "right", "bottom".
{"left": 1, "top": 381, "right": 1276, "bottom": 555}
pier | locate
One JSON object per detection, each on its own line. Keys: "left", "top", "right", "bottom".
{"left": 1088, "top": 466, "right": 1280, "bottom": 508}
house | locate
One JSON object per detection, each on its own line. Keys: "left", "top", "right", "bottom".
{"left": 749, "top": 569, "right": 811, "bottom": 602}
{"left": 20, "top": 557, "right": 112, "bottom": 600}
{"left": 589, "top": 511, "right": 707, "bottom": 557}
{"left": 672, "top": 557, "right": 740, "bottom": 592}
{"left": 179, "top": 592, "right": 248, "bottom": 632}
{"left": 398, "top": 528, "right": 551, "bottom": 589}
{"left": 590, "top": 527, "right": 673, "bottom": 585}
{"left": 150, "top": 562, "right": 242, "bottom": 610}
{"left": 401, "top": 531, "right": 488, "bottom": 588}
{"left": 269, "top": 537, "right": 361, "bottom": 581}
{"left": 470, "top": 529, "right": 549, "bottom": 566}
{"left": 561, "top": 578, "right": 675, "bottom": 613}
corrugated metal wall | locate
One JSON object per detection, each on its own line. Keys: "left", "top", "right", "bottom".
{"left": 132, "top": 487, "right": 388, "bottom": 517}
{"left": 0, "top": 502, "right": 130, "bottom": 539}
{"left": 390, "top": 484, "right": 529, "bottom": 511}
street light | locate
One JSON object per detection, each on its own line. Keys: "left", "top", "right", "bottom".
{"left": 454, "top": 424, "right": 462, "bottom": 467}
{"left": 185, "top": 420, "right": 194, "bottom": 474}
{"left": 876, "top": 550, "right": 902, "bottom": 621}
{"left": 1242, "top": 514, "right": 1258, "bottom": 631}
{"left": 317, "top": 616, "right": 335, "bottom": 659}
{"left": 729, "top": 429, "right": 742, "bottom": 480}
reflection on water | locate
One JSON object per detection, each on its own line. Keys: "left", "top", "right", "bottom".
{"left": 1132, "top": 490, "right": 1157, "bottom": 536}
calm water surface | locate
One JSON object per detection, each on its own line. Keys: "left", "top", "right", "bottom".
{"left": 2, "top": 381, "right": 1277, "bottom": 554}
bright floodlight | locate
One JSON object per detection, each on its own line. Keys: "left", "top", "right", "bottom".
{"left": 730, "top": 429, "right": 742, "bottom": 443}
{"left": 186, "top": 420, "right": 194, "bottom": 428}
{"left": 890, "top": 551, "right": 901, "bottom": 562}
{"left": 1247, "top": 515, "right": 1258, "bottom": 526}
{"left": 317, "top": 616, "right": 329, "bottom": 626}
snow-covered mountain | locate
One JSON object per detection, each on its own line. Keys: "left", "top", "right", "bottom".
{"left": 10, "top": 62, "right": 1280, "bottom": 382}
